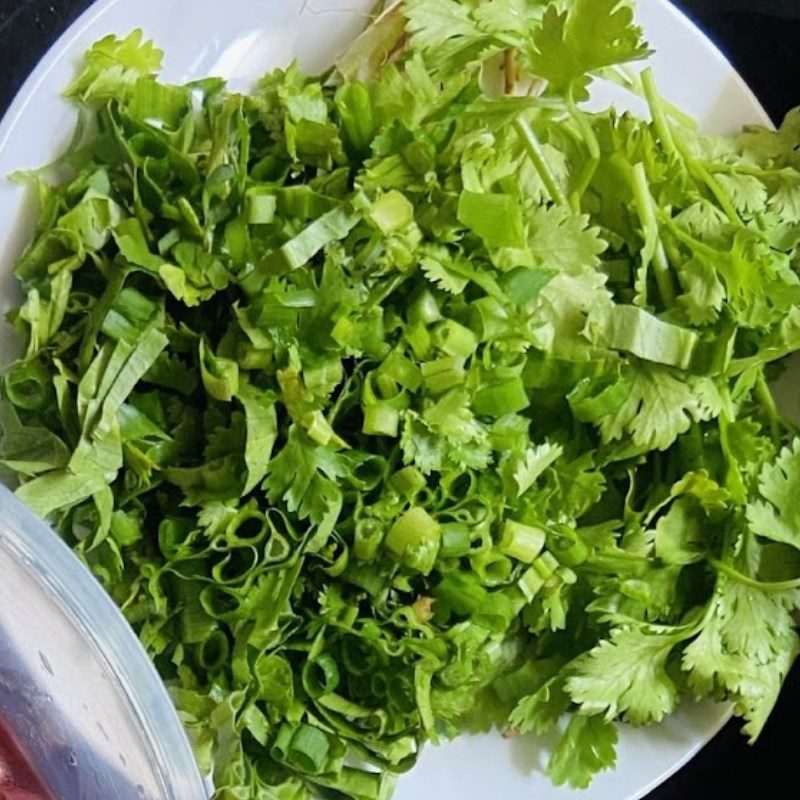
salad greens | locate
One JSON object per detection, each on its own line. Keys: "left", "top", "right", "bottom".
{"left": 2, "top": 0, "right": 800, "bottom": 797}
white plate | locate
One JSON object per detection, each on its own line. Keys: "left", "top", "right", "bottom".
{"left": 0, "top": 2, "right": 779, "bottom": 800}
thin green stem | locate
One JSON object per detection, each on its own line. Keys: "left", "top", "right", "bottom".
{"left": 688, "top": 158, "right": 743, "bottom": 227}
{"left": 630, "top": 162, "right": 676, "bottom": 307}
{"left": 717, "top": 384, "right": 747, "bottom": 503}
{"left": 607, "top": 66, "right": 698, "bottom": 129}
{"left": 641, "top": 68, "right": 742, "bottom": 227}
{"left": 513, "top": 116, "right": 570, "bottom": 208}
{"left": 708, "top": 557, "right": 800, "bottom": 593}
{"left": 755, "top": 370, "right": 782, "bottom": 445}
{"left": 707, "top": 163, "right": 786, "bottom": 180}
{"left": 641, "top": 68, "right": 677, "bottom": 158}
{"left": 567, "top": 86, "right": 601, "bottom": 208}
{"left": 729, "top": 347, "right": 798, "bottom": 377}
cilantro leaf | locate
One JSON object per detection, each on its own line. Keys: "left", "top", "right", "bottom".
{"left": 65, "top": 30, "right": 163, "bottom": 101}
{"left": 548, "top": 714, "right": 618, "bottom": 789}
{"left": 747, "top": 439, "right": 800, "bottom": 551}
{"left": 566, "top": 628, "right": 681, "bottom": 724}
{"left": 598, "top": 364, "right": 716, "bottom": 452}
{"left": 264, "top": 425, "right": 346, "bottom": 545}
{"left": 523, "top": 0, "right": 650, "bottom": 95}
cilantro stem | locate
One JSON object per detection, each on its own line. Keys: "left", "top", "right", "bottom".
{"left": 641, "top": 68, "right": 677, "bottom": 158}
{"left": 609, "top": 66, "right": 698, "bottom": 130}
{"left": 686, "top": 156, "right": 743, "bottom": 227}
{"left": 729, "top": 347, "right": 799, "bottom": 377}
{"left": 513, "top": 116, "right": 570, "bottom": 208}
{"left": 707, "top": 163, "right": 786, "bottom": 180}
{"left": 630, "top": 162, "right": 676, "bottom": 307}
{"left": 754, "top": 370, "right": 782, "bottom": 445}
{"left": 708, "top": 558, "right": 800, "bottom": 593}
{"left": 641, "top": 68, "right": 742, "bottom": 227}
{"left": 567, "top": 88, "right": 600, "bottom": 208}
{"left": 716, "top": 386, "right": 747, "bottom": 503}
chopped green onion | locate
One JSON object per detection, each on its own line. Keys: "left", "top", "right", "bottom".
{"left": 370, "top": 190, "right": 415, "bottom": 234}
{"left": 500, "top": 520, "right": 547, "bottom": 564}
{"left": 4, "top": 359, "right": 52, "bottom": 411}
{"left": 440, "top": 523, "right": 473, "bottom": 559}
{"left": 472, "top": 377, "right": 529, "bottom": 416}
{"left": 378, "top": 353, "right": 421, "bottom": 395}
{"left": 549, "top": 525, "right": 590, "bottom": 567}
{"left": 384, "top": 507, "right": 441, "bottom": 575}
{"left": 363, "top": 404, "right": 401, "bottom": 437}
{"left": 433, "top": 320, "right": 479, "bottom": 358}
{"left": 199, "top": 584, "right": 249, "bottom": 622}
{"left": 375, "top": 373, "right": 399, "bottom": 399}
{"left": 690, "top": 328, "right": 736, "bottom": 376}
{"left": 433, "top": 570, "right": 487, "bottom": 616}
{"left": 470, "top": 549, "right": 513, "bottom": 586}
{"left": 265, "top": 509, "right": 298, "bottom": 542}
{"left": 245, "top": 187, "right": 278, "bottom": 225}
{"left": 158, "top": 517, "right": 195, "bottom": 559}
{"left": 264, "top": 532, "right": 292, "bottom": 565}
{"left": 421, "top": 357, "right": 466, "bottom": 394}
{"left": 272, "top": 723, "right": 331, "bottom": 775}
{"left": 470, "top": 296, "right": 511, "bottom": 341}
{"left": 408, "top": 289, "right": 442, "bottom": 326}
{"left": 354, "top": 518, "right": 385, "bottom": 562}
{"left": 196, "top": 630, "right": 230, "bottom": 672}
{"left": 211, "top": 546, "right": 260, "bottom": 586}
{"left": 518, "top": 552, "right": 561, "bottom": 602}
{"left": 341, "top": 561, "right": 390, "bottom": 596}
{"left": 474, "top": 591, "right": 515, "bottom": 633}
{"left": 568, "top": 374, "right": 629, "bottom": 424}
{"left": 225, "top": 216, "right": 249, "bottom": 267}
{"left": 388, "top": 466, "right": 426, "bottom": 499}
{"left": 226, "top": 508, "right": 268, "bottom": 546}
{"left": 302, "top": 654, "right": 341, "bottom": 699}
{"left": 335, "top": 81, "right": 376, "bottom": 155}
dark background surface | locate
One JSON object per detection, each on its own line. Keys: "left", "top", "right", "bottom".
{"left": 0, "top": 1, "right": 797, "bottom": 798}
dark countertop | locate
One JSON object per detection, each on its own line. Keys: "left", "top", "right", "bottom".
{"left": 0, "top": 2, "right": 798, "bottom": 799}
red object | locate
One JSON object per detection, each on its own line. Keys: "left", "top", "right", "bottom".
{"left": 0, "top": 717, "right": 55, "bottom": 800}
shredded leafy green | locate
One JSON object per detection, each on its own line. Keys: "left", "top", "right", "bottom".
{"left": 2, "top": 1, "right": 800, "bottom": 796}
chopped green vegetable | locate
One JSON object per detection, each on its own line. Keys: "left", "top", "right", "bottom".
{"left": 2, "top": 1, "right": 800, "bottom": 797}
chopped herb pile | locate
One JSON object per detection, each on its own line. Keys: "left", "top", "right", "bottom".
{"left": 2, "top": 1, "right": 800, "bottom": 797}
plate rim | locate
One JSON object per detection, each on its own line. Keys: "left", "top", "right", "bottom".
{"left": 651, "top": 0, "right": 771, "bottom": 127}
